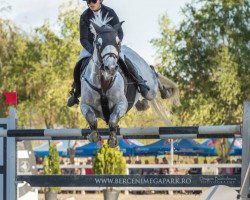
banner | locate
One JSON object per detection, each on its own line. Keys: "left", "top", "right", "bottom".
{"left": 17, "top": 174, "right": 241, "bottom": 188}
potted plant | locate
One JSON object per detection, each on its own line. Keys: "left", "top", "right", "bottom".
{"left": 43, "top": 143, "right": 61, "bottom": 200}
{"left": 93, "top": 142, "right": 126, "bottom": 200}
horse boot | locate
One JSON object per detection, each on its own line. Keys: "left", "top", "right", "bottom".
{"left": 124, "top": 56, "right": 150, "bottom": 98}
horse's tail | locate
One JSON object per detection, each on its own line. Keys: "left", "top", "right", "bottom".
{"left": 158, "top": 73, "right": 181, "bottom": 106}
{"left": 150, "top": 99, "right": 172, "bottom": 125}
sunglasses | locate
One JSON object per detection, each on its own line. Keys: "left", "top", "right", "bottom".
{"left": 87, "top": 0, "right": 97, "bottom": 4}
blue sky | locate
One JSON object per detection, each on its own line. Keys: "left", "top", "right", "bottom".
{"left": 5, "top": 0, "right": 190, "bottom": 64}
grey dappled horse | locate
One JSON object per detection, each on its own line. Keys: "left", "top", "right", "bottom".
{"left": 80, "top": 13, "right": 179, "bottom": 148}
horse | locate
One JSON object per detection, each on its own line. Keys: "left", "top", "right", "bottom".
{"left": 80, "top": 13, "right": 179, "bottom": 148}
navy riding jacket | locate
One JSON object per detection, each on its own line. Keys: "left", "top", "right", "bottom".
{"left": 80, "top": 5, "right": 124, "bottom": 54}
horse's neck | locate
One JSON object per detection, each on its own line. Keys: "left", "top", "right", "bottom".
{"left": 86, "top": 49, "right": 116, "bottom": 91}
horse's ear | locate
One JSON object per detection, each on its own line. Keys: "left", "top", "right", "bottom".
{"left": 113, "top": 21, "right": 125, "bottom": 32}
{"left": 91, "top": 22, "right": 102, "bottom": 34}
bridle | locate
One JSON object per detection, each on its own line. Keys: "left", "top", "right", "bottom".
{"left": 85, "top": 27, "right": 121, "bottom": 94}
{"left": 94, "top": 29, "right": 121, "bottom": 70}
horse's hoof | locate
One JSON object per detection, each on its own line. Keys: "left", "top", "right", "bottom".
{"left": 160, "top": 86, "right": 173, "bottom": 99}
{"left": 108, "top": 132, "right": 118, "bottom": 148}
{"left": 135, "top": 99, "right": 150, "bottom": 111}
{"left": 88, "top": 131, "right": 101, "bottom": 143}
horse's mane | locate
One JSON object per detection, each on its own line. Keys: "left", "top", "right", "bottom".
{"left": 90, "top": 12, "right": 113, "bottom": 37}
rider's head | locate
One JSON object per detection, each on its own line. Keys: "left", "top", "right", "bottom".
{"left": 84, "top": 0, "right": 102, "bottom": 12}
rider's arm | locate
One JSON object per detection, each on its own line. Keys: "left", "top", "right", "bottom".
{"left": 80, "top": 14, "right": 94, "bottom": 54}
{"left": 110, "top": 10, "right": 124, "bottom": 41}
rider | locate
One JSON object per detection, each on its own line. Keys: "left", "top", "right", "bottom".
{"left": 67, "top": 0, "right": 150, "bottom": 107}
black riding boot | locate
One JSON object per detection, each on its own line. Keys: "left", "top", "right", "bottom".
{"left": 124, "top": 56, "right": 150, "bottom": 98}
{"left": 67, "top": 83, "right": 81, "bottom": 107}
{"left": 67, "top": 58, "right": 89, "bottom": 107}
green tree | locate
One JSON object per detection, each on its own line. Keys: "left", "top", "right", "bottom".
{"left": 93, "top": 142, "right": 126, "bottom": 175}
{"left": 0, "top": 1, "right": 88, "bottom": 128}
{"left": 43, "top": 143, "right": 61, "bottom": 192}
{"left": 152, "top": 0, "right": 250, "bottom": 126}
{"left": 0, "top": 18, "right": 29, "bottom": 116}
{"left": 20, "top": 1, "right": 84, "bottom": 128}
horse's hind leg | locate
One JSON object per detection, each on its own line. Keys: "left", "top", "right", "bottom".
{"left": 158, "top": 80, "right": 173, "bottom": 99}
{"left": 108, "top": 100, "right": 128, "bottom": 148}
{"left": 81, "top": 103, "right": 101, "bottom": 142}
{"left": 149, "top": 65, "right": 173, "bottom": 99}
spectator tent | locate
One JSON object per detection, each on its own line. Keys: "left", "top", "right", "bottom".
{"left": 33, "top": 140, "right": 82, "bottom": 157}
{"left": 75, "top": 139, "right": 144, "bottom": 157}
{"left": 174, "top": 139, "right": 217, "bottom": 156}
{"left": 134, "top": 139, "right": 172, "bottom": 156}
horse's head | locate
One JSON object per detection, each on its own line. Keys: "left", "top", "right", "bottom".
{"left": 90, "top": 15, "right": 124, "bottom": 79}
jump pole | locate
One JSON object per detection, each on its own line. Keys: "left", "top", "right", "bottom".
{"left": 0, "top": 125, "right": 241, "bottom": 140}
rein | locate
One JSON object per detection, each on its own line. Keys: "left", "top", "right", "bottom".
{"left": 84, "top": 26, "right": 121, "bottom": 123}
{"left": 84, "top": 75, "right": 116, "bottom": 96}
{"left": 84, "top": 55, "right": 117, "bottom": 97}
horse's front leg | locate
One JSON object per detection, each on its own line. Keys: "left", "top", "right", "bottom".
{"left": 81, "top": 103, "right": 101, "bottom": 143}
{"left": 108, "top": 99, "right": 128, "bottom": 148}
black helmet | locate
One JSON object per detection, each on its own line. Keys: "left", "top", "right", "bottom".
{"left": 83, "top": 0, "right": 103, "bottom": 3}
